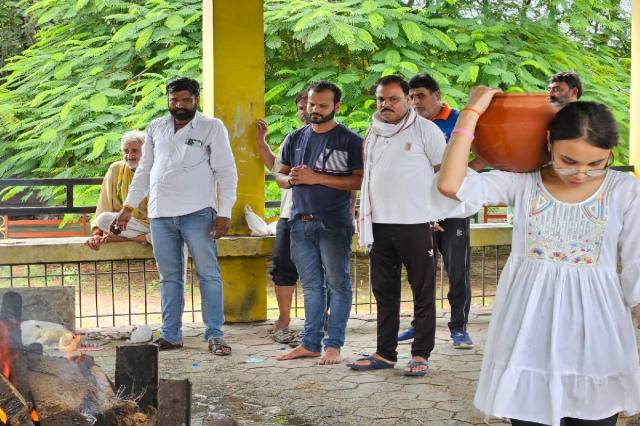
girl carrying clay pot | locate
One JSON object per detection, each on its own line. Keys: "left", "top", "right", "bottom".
{"left": 438, "top": 86, "right": 640, "bottom": 426}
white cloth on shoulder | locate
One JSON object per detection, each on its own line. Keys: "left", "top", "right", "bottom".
{"left": 358, "top": 108, "right": 477, "bottom": 247}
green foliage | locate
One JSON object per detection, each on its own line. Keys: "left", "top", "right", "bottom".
{"left": 0, "top": 0, "right": 632, "bottom": 211}
{"left": 0, "top": 0, "right": 202, "bottom": 206}
{"left": 0, "top": 0, "right": 37, "bottom": 77}
{"left": 262, "top": 0, "right": 630, "bottom": 163}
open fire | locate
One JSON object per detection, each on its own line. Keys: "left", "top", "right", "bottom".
{"left": 0, "top": 291, "right": 39, "bottom": 425}
{"left": 0, "top": 291, "right": 157, "bottom": 426}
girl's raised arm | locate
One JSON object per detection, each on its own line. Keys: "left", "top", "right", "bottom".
{"left": 438, "top": 86, "right": 502, "bottom": 199}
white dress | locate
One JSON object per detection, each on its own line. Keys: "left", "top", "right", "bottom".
{"left": 456, "top": 169, "right": 640, "bottom": 426}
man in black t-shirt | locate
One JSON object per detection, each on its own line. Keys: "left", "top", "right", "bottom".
{"left": 275, "top": 81, "right": 363, "bottom": 365}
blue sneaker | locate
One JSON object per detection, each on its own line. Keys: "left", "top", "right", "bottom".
{"left": 398, "top": 327, "right": 416, "bottom": 342}
{"left": 451, "top": 330, "right": 474, "bottom": 349}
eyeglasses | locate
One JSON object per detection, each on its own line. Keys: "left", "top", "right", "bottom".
{"left": 550, "top": 151, "right": 612, "bottom": 177}
{"left": 552, "top": 164, "right": 608, "bottom": 177}
{"left": 548, "top": 86, "right": 568, "bottom": 94}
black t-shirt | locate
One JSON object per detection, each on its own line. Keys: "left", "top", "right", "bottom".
{"left": 281, "top": 124, "right": 363, "bottom": 227}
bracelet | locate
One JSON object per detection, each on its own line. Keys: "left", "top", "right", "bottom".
{"left": 451, "top": 128, "right": 475, "bottom": 141}
{"left": 461, "top": 107, "right": 482, "bottom": 117}
{"left": 288, "top": 177, "right": 295, "bottom": 187}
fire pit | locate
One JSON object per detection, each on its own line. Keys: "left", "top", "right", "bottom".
{"left": 0, "top": 291, "right": 154, "bottom": 425}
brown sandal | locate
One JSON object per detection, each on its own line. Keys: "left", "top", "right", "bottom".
{"left": 153, "top": 337, "right": 183, "bottom": 351}
{"left": 208, "top": 337, "right": 231, "bottom": 356}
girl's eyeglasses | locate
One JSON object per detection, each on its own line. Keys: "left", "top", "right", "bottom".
{"left": 550, "top": 152, "right": 612, "bottom": 177}
{"left": 552, "top": 165, "right": 608, "bottom": 177}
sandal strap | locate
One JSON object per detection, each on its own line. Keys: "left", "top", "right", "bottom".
{"left": 210, "top": 338, "right": 231, "bottom": 351}
{"left": 407, "top": 359, "right": 428, "bottom": 367}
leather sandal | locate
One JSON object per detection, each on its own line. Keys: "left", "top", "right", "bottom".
{"left": 153, "top": 337, "right": 183, "bottom": 351}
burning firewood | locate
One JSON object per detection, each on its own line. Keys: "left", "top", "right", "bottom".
{"left": 2, "top": 292, "right": 157, "bottom": 425}
{"left": 0, "top": 292, "right": 36, "bottom": 426}
{"left": 0, "top": 373, "right": 34, "bottom": 426}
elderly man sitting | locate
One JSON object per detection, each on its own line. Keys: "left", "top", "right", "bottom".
{"left": 87, "top": 131, "right": 150, "bottom": 250}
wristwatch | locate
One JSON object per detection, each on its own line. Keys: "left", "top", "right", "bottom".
{"left": 288, "top": 177, "right": 295, "bottom": 187}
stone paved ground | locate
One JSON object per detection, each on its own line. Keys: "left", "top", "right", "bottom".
{"left": 89, "top": 309, "right": 640, "bottom": 426}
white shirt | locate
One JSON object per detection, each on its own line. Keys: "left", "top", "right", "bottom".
{"left": 368, "top": 115, "right": 446, "bottom": 223}
{"left": 125, "top": 111, "right": 238, "bottom": 219}
{"left": 458, "top": 170, "right": 640, "bottom": 425}
{"left": 271, "top": 147, "right": 292, "bottom": 219}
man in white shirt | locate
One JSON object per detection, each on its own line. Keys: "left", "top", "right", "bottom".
{"left": 349, "top": 75, "right": 445, "bottom": 376}
{"left": 114, "top": 77, "right": 238, "bottom": 354}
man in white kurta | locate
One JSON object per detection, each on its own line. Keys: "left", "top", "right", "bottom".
{"left": 351, "top": 75, "right": 446, "bottom": 376}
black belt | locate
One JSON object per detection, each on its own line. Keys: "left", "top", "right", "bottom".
{"left": 299, "top": 214, "right": 320, "bottom": 222}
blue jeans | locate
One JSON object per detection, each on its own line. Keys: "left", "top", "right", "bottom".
{"left": 290, "top": 219, "right": 353, "bottom": 352}
{"left": 150, "top": 207, "right": 224, "bottom": 343}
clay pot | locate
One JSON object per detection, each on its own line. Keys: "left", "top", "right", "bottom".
{"left": 473, "top": 93, "right": 559, "bottom": 172}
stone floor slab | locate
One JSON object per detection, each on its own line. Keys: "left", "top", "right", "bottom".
{"left": 84, "top": 309, "right": 640, "bottom": 425}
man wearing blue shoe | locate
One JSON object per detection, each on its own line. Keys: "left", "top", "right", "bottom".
{"left": 398, "top": 74, "right": 486, "bottom": 349}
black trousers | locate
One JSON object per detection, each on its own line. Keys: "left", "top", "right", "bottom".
{"left": 370, "top": 223, "right": 436, "bottom": 362}
{"left": 270, "top": 218, "right": 298, "bottom": 286}
{"left": 510, "top": 413, "right": 618, "bottom": 426}
{"left": 434, "top": 217, "right": 471, "bottom": 332}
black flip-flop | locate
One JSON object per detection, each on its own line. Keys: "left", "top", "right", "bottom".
{"left": 347, "top": 355, "right": 395, "bottom": 371}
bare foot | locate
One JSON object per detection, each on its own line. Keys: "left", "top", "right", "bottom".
{"left": 318, "top": 347, "right": 341, "bottom": 365}
{"left": 276, "top": 345, "right": 320, "bottom": 361}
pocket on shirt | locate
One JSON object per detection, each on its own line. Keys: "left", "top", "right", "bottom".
{"left": 407, "top": 141, "right": 425, "bottom": 155}
{"left": 182, "top": 144, "right": 207, "bottom": 167}
{"left": 315, "top": 149, "right": 349, "bottom": 174}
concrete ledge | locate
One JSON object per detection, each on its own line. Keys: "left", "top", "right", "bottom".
{"left": 0, "top": 287, "right": 75, "bottom": 329}
{"left": 0, "top": 235, "right": 275, "bottom": 265}
{"left": 0, "top": 223, "right": 512, "bottom": 265}
{"left": 469, "top": 223, "right": 513, "bottom": 247}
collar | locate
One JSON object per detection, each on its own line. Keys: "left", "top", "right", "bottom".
{"left": 431, "top": 103, "right": 452, "bottom": 121}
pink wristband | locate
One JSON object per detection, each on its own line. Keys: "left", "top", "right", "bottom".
{"left": 451, "top": 128, "right": 475, "bottom": 141}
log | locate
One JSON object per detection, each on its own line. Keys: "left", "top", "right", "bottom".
{"left": 27, "top": 354, "right": 116, "bottom": 424}
{"left": 0, "top": 373, "right": 33, "bottom": 426}
{"left": 0, "top": 319, "right": 34, "bottom": 408}
{"left": 0, "top": 291, "right": 36, "bottom": 425}
{"left": 157, "top": 379, "right": 191, "bottom": 426}
{"left": 115, "top": 344, "right": 158, "bottom": 409}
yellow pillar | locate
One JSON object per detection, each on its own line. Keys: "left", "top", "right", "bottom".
{"left": 631, "top": 0, "right": 640, "bottom": 176}
{"left": 202, "top": 0, "right": 266, "bottom": 322}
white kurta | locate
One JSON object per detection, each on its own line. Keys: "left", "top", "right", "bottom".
{"left": 456, "top": 169, "right": 640, "bottom": 426}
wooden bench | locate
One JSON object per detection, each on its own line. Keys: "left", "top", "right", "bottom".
{"left": 1, "top": 215, "right": 89, "bottom": 239}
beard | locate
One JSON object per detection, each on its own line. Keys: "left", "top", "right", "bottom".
{"left": 169, "top": 106, "right": 197, "bottom": 121}
{"left": 309, "top": 109, "right": 336, "bottom": 124}
{"left": 125, "top": 159, "right": 139, "bottom": 170}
